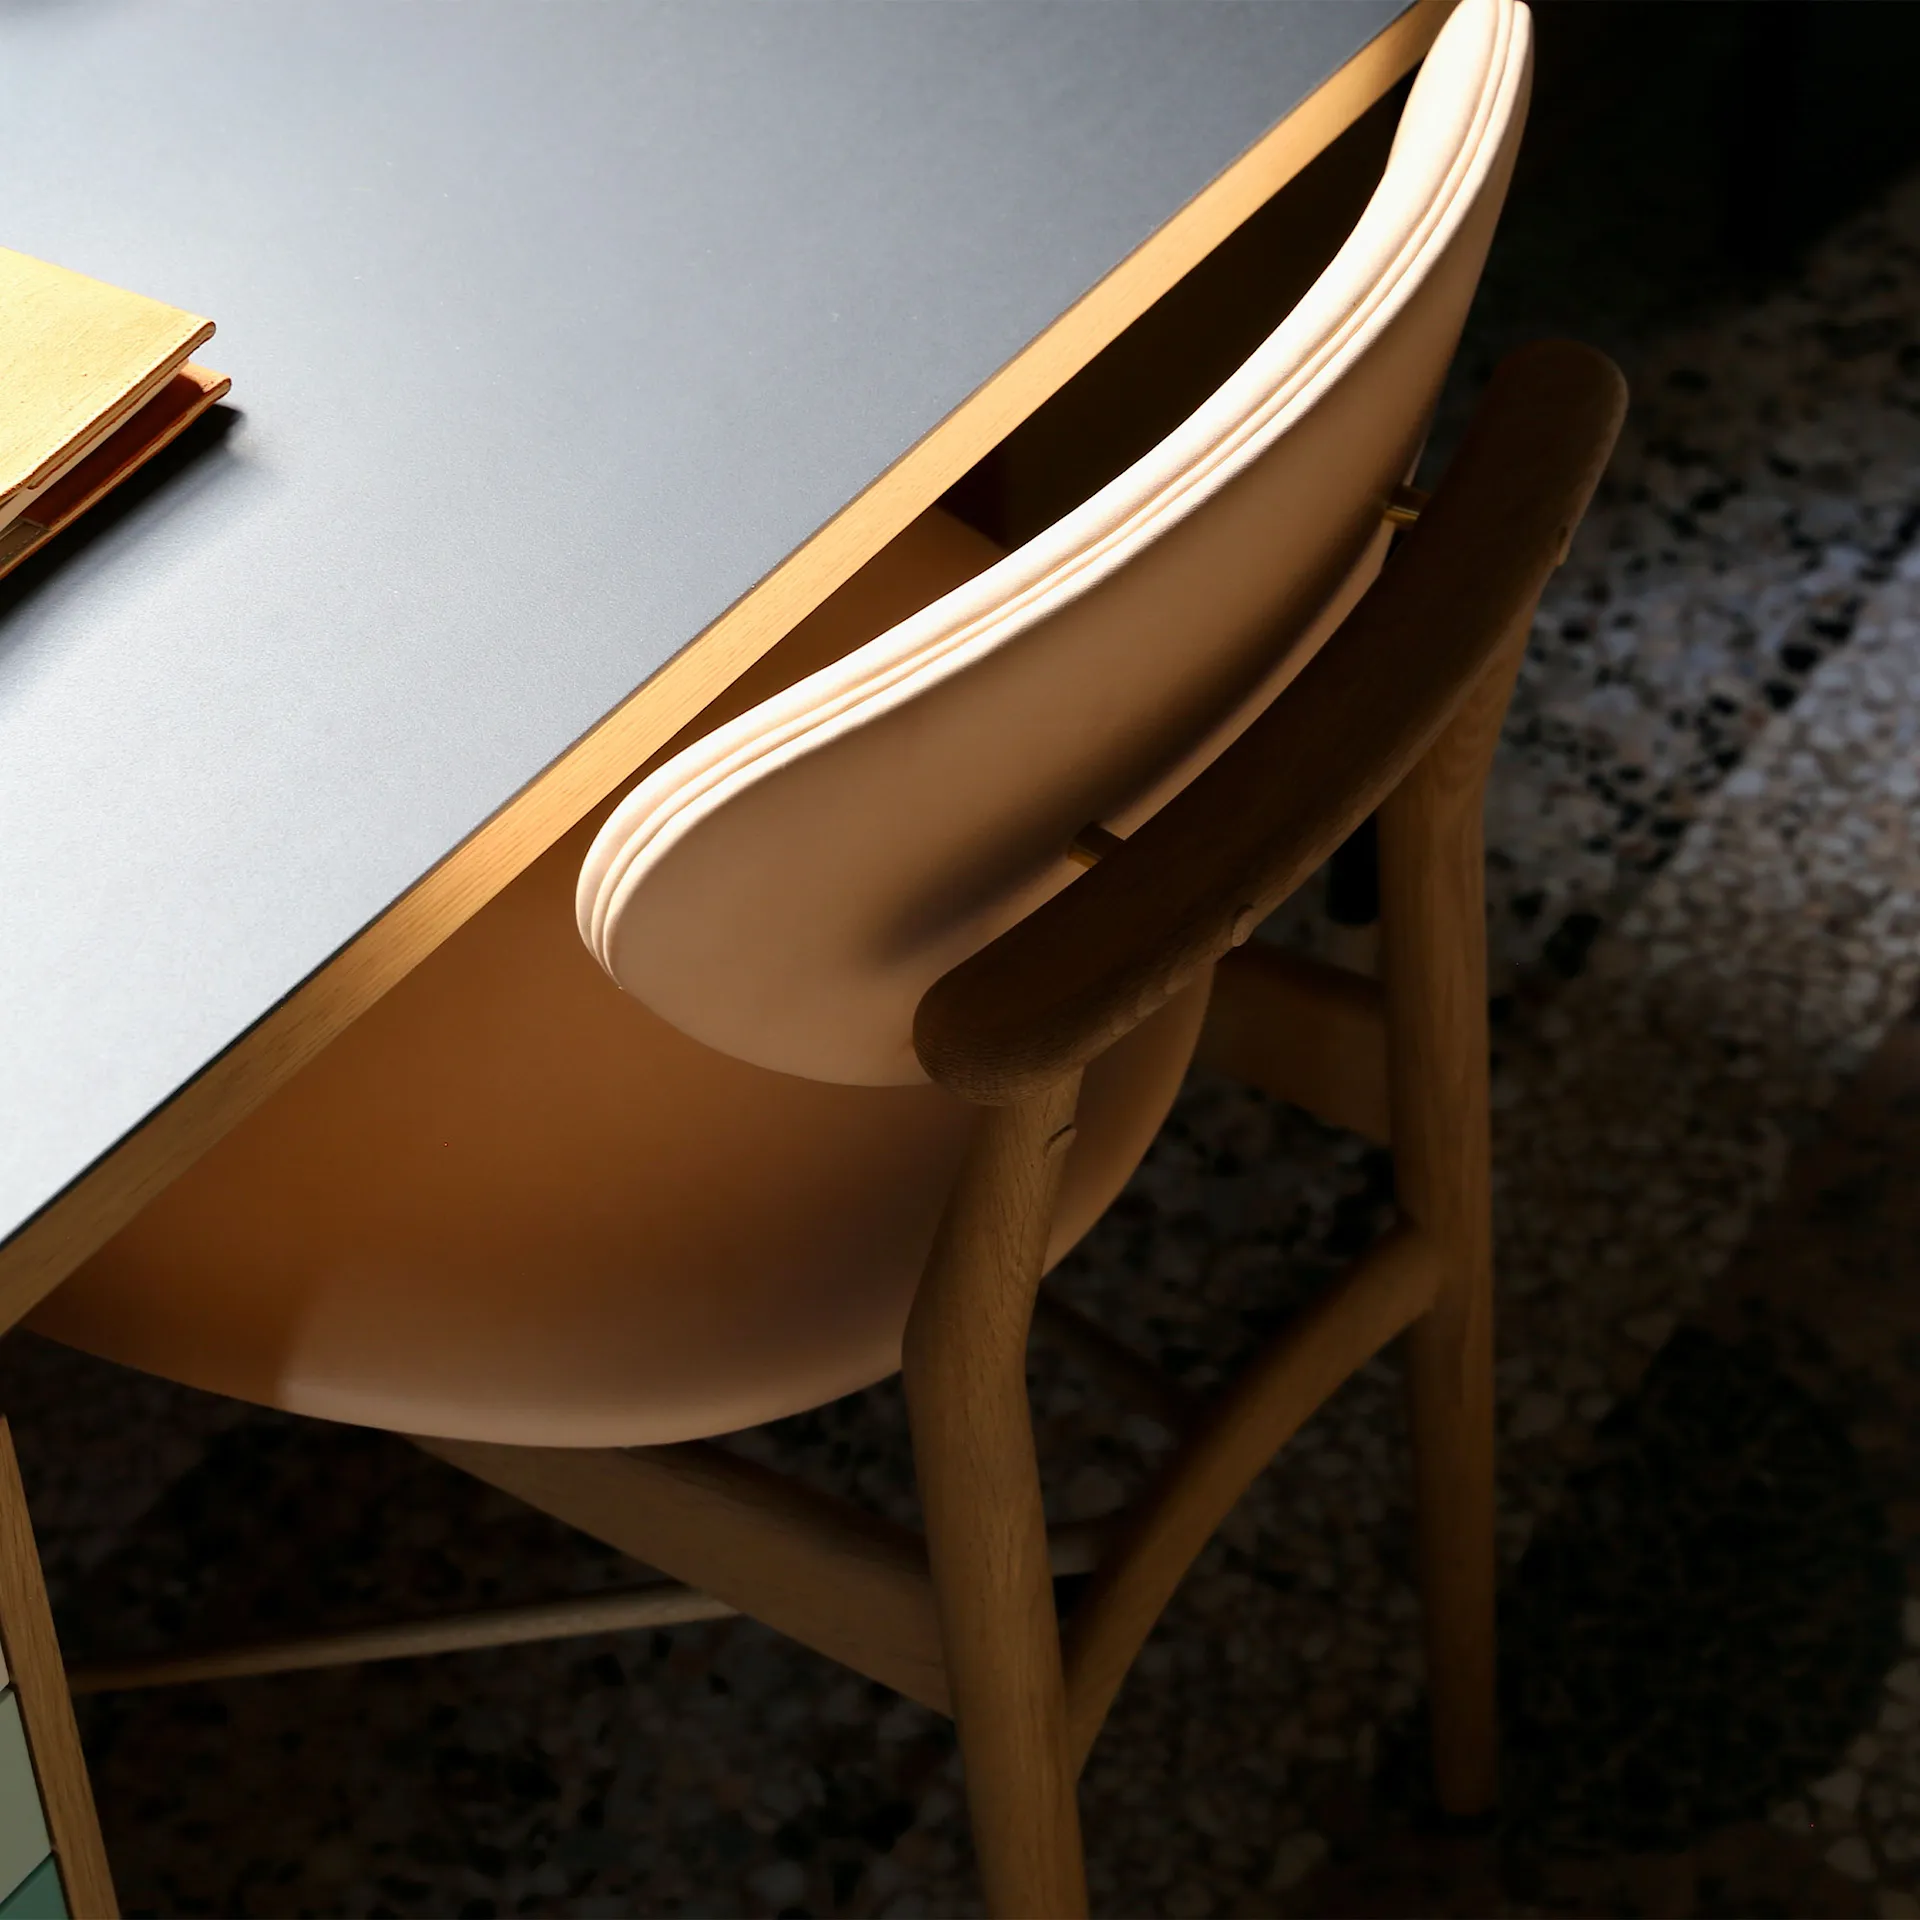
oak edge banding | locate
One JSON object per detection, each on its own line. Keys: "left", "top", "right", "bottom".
{"left": 0, "top": 0, "right": 1453, "bottom": 1327}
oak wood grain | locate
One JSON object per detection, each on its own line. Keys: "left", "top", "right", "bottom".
{"left": 913, "top": 339, "right": 1628, "bottom": 1103}
{"left": 1061, "top": 1223, "right": 1440, "bottom": 1770}
{"left": 416, "top": 1436, "right": 951, "bottom": 1714}
{"left": 68, "top": 1584, "right": 738, "bottom": 1696}
{"left": 1378, "top": 588, "right": 1534, "bottom": 1817}
{"left": 903, "top": 1080, "right": 1088, "bottom": 1918}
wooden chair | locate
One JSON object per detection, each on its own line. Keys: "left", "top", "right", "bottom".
{"left": 32, "top": 2, "right": 1626, "bottom": 1909}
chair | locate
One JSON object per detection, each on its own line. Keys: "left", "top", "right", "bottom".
{"left": 32, "top": 1, "right": 1625, "bottom": 1909}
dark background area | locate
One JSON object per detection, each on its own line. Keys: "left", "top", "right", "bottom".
{"left": 947, "top": 0, "right": 1920, "bottom": 548}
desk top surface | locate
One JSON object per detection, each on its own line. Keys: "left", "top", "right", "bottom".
{"left": 0, "top": 0, "right": 1407, "bottom": 1258}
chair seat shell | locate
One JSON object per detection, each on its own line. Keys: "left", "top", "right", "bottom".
{"left": 31, "top": 795, "right": 1206, "bottom": 1448}
{"left": 32, "top": 516, "right": 1208, "bottom": 1449}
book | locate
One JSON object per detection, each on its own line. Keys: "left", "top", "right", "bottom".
{"left": 0, "top": 248, "right": 230, "bottom": 578}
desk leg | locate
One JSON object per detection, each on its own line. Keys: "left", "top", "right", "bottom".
{"left": 0, "top": 1425, "right": 115, "bottom": 1918}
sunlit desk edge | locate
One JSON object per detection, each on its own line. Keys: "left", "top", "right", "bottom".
{"left": 0, "top": 0, "right": 1454, "bottom": 1329}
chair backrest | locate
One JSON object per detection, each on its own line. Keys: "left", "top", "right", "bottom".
{"left": 579, "top": 0, "right": 1532, "bottom": 1086}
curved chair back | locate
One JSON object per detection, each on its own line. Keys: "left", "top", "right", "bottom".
{"left": 579, "top": 0, "right": 1532, "bottom": 1085}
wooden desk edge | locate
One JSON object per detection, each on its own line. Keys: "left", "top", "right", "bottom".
{"left": 0, "top": 0, "right": 1452, "bottom": 1328}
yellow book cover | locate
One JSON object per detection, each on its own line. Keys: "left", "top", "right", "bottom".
{"left": 0, "top": 249, "right": 228, "bottom": 576}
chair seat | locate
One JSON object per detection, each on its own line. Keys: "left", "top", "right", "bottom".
{"left": 31, "top": 515, "right": 1210, "bottom": 1449}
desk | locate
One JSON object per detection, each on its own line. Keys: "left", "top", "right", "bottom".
{"left": 0, "top": 1, "right": 1440, "bottom": 1323}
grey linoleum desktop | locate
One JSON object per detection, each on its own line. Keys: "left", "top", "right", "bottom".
{"left": 0, "top": 0, "right": 1442, "bottom": 1339}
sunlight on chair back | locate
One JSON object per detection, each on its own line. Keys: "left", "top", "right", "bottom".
{"left": 580, "top": 0, "right": 1534, "bottom": 1086}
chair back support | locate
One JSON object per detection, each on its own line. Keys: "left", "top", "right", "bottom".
{"left": 579, "top": 0, "right": 1532, "bottom": 1085}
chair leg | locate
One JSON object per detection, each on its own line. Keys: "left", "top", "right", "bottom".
{"left": 1376, "top": 629, "right": 1527, "bottom": 1820}
{"left": 901, "top": 1075, "right": 1089, "bottom": 1920}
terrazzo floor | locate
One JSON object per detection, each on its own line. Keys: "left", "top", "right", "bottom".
{"left": 8, "top": 17, "right": 1920, "bottom": 1918}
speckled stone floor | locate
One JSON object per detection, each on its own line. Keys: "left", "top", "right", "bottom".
{"left": 9, "top": 12, "right": 1920, "bottom": 1918}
